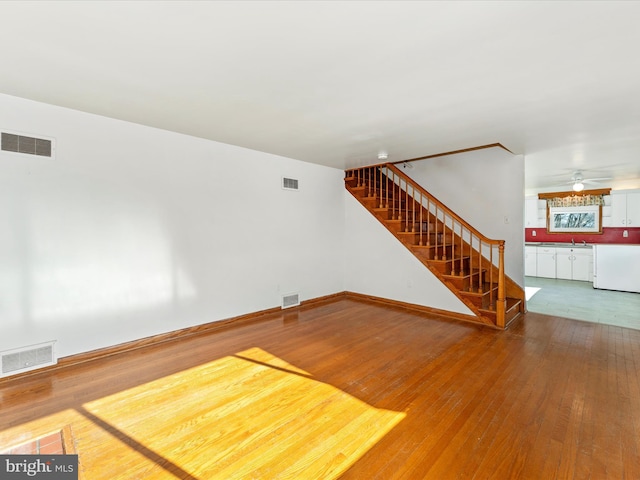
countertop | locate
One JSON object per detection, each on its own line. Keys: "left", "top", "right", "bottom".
{"left": 525, "top": 242, "right": 593, "bottom": 249}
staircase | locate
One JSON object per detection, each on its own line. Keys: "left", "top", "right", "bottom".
{"left": 345, "top": 163, "right": 524, "bottom": 329}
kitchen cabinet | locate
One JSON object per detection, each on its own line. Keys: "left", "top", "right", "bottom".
{"left": 536, "top": 247, "right": 556, "bottom": 278}
{"left": 556, "top": 247, "right": 592, "bottom": 282}
{"left": 610, "top": 192, "right": 640, "bottom": 227}
{"left": 525, "top": 197, "right": 546, "bottom": 228}
{"left": 525, "top": 246, "right": 537, "bottom": 276}
{"left": 525, "top": 198, "right": 538, "bottom": 228}
{"left": 527, "top": 244, "right": 593, "bottom": 281}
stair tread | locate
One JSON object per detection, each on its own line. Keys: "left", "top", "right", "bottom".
{"left": 478, "top": 297, "right": 522, "bottom": 314}
{"left": 434, "top": 257, "right": 470, "bottom": 263}
{"left": 459, "top": 284, "right": 499, "bottom": 296}
{"left": 411, "top": 243, "right": 454, "bottom": 248}
{"left": 442, "top": 271, "right": 477, "bottom": 279}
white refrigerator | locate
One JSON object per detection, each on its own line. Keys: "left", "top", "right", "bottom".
{"left": 593, "top": 244, "right": 640, "bottom": 293}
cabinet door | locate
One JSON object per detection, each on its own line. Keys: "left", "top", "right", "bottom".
{"left": 556, "top": 250, "right": 573, "bottom": 280}
{"left": 572, "top": 252, "right": 592, "bottom": 282}
{"left": 537, "top": 248, "right": 556, "bottom": 278}
{"left": 525, "top": 198, "right": 538, "bottom": 227}
{"left": 525, "top": 248, "right": 537, "bottom": 276}
{"left": 610, "top": 193, "right": 628, "bottom": 226}
{"left": 626, "top": 192, "right": 640, "bottom": 226}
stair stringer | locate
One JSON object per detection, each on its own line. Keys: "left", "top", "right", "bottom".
{"left": 345, "top": 185, "right": 503, "bottom": 327}
{"left": 344, "top": 191, "right": 498, "bottom": 325}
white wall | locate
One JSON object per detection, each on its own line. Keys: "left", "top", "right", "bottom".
{"left": 0, "top": 94, "right": 345, "bottom": 358}
{"left": 0, "top": 96, "right": 523, "bottom": 362}
{"left": 343, "top": 193, "right": 474, "bottom": 316}
{"left": 404, "top": 147, "right": 525, "bottom": 286}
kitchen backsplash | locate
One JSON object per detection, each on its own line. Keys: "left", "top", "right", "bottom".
{"left": 525, "top": 227, "right": 640, "bottom": 244}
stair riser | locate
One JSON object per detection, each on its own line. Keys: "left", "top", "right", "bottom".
{"left": 445, "top": 276, "right": 470, "bottom": 290}
{"left": 431, "top": 258, "right": 471, "bottom": 275}
{"left": 397, "top": 232, "right": 446, "bottom": 245}
{"left": 412, "top": 246, "right": 453, "bottom": 261}
{"left": 460, "top": 287, "right": 498, "bottom": 309}
{"left": 374, "top": 211, "right": 423, "bottom": 222}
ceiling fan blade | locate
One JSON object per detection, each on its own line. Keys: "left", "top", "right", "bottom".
{"left": 583, "top": 178, "right": 612, "bottom": 185}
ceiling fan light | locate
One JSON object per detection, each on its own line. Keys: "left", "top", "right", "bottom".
{"left": 573, "top": 181, "right": 584, "bottom": 192}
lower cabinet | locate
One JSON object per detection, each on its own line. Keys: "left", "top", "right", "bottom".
{"left": 556, "top": 249, "right": 572, "bottom": 280}
{"left": 527, "top": 245, "right": 593, "bottom": 282}
{"left": 536, "top": 247, "right": 556, "bottom": 279}
{"left": 525, "top": 246, "right": 537, "bottom": 276}
{"left": 572, "top": 252, "right": 592, "bottom": 282}
{"left": 555, "top": 248, "right": 592, "bottom": 282}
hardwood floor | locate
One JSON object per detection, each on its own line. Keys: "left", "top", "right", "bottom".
{"left": 1, "top": 297, "right": 639, "bottom": 479}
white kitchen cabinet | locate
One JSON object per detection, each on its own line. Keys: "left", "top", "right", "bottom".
{"left": 556, "top": 249, "right": 572, "bottom": 280}
{"left": 525, "top": 246, "right": 537, "bottom": 276}
{"left": 556, "top": 247, "right": 592, "bottom": 281}
{"left": 525, "top": 197, "right": 546, "bottom": 228}
{"left": 611, "top": 192, "right": 640, "bottom": 227}
{"left": 536, "top": 247, "right": 556, "bottom": 278}
{"left": 573, "top": 249, "right": 592, "bottom": 282}
{"left": 525, "top": 198, "right": 538, "bottom": 228}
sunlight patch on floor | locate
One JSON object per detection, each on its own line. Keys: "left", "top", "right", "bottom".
{"left": 76, "top": 347, "right": 405, "bottom": 479}
{"left": 525, "top": 286, "right": 541, "bottom": 301}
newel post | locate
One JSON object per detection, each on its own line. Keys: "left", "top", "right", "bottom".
{"left": 496, "top": 242, "right": 507, "bottom": 329}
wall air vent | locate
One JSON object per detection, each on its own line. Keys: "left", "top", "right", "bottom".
{"left": 282, "top": 177, "right": 299, "bottom": 191}
{"left": 1, "top": 132, "right": 54, "bottom": 158}
{"left": 281, "top": 293, "right": 300, "bottom": 309}
{"left": 1, "top": 341, "right": 57, "bottom": 378}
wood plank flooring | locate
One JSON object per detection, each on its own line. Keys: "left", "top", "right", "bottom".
{"left": 1, "top": 297, "right": 639, "bottom": 479}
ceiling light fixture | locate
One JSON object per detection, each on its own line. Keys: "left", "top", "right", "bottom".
{"left": 377, "top": 152, "right": 388, "bottom": 161}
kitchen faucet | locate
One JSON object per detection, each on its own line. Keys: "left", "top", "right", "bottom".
{"left": 571, "top": 238, "right": 575, "bottom": 245}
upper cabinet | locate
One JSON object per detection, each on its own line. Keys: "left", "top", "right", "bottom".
{"left": 525, "top": 197, "right": 546, "bottom": 228}
{"left": 525, "top": 197, "right": 538, "bottom": 227}
{"left": 611, "top": 192, "right": 640, "bottom": 227}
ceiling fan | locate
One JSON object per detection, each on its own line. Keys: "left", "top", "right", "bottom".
{"left": 565, "top": 171, "right": 612, "bottom": 192}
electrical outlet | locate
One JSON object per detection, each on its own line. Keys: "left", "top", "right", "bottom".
{"left": 532, "top": 230, "right": 537, "bottom": 237}
{"left": 623, "top": 230, "right": 629, "bottom": 238}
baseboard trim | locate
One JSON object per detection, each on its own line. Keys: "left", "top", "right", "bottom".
{"left": 343, "top": 291, "right": 491, "bottom": 326}
{"left": 0, "top": 292, "right": 345, "bottom": 384}
{"left": 0, "top": 291, "right": 486, "bottom": 384}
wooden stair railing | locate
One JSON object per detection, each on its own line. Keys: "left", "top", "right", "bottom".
{"left": 345, "top": 163, "right": 524, "bottom": 329}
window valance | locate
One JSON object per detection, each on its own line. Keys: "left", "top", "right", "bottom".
{"left": 546, "top": 194, "right": 605, "bottom": 208}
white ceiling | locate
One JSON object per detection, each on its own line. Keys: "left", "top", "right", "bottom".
{"left": 1, "top": 1, "right": 639, "bottom": 194}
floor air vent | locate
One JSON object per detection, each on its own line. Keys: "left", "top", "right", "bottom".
{"left": 282, "top": 177, "right": 299, "bottom": 191}
{"left": 1, "top": 341, "right": 57, "bottom": 378}
{"left": 282, "top": 293, "right": 300, "bottom": 309}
